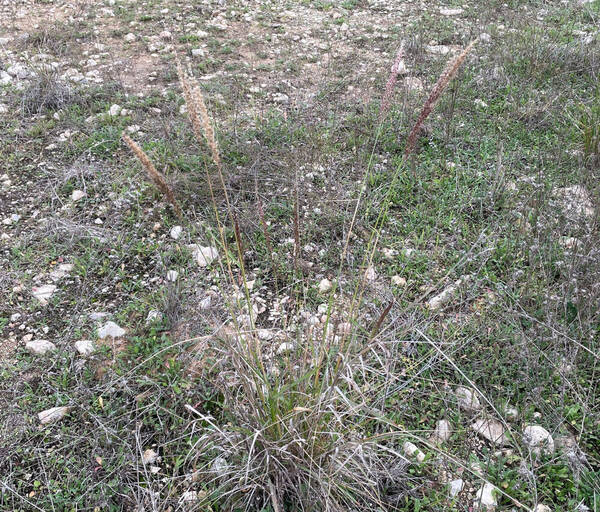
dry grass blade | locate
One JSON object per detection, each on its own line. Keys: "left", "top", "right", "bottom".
{"left": 122, "top": 133, "right": 183, "bottom": 219}
{"left": 404, "top": 38, "right": 478, "bottom": 157}
{"left": 256, "top": 185, "right": 279, "bottom": 287}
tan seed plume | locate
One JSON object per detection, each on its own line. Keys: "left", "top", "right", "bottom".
{"left": 404, "top": 38, "right": 478, "bottom": 157}
{"left": 175, "top": 58, "right": 221, "bottom": 169}
{"left": 122, "top": 133, "right": 183, "bottom": 219}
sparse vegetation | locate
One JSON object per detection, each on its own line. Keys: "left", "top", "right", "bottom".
{"left": 1, "top": 0, "right": 599, "bottom": 511}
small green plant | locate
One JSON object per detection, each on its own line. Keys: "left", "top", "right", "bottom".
{"left": 576, "top": 90, "right": 600, "bottom": 165}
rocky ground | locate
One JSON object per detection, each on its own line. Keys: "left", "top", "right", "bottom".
{"left": 1, "top": 0, "right": 599, "bottom": 510}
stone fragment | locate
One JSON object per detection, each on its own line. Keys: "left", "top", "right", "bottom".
{"left": 26, "top": 339, "right": 56, "bottom": 355}
{"left": 39, "top": 406, "right": 70, "bottom": 425}
{"left": 98, "top": 321, "right": 126, "bottom": 339}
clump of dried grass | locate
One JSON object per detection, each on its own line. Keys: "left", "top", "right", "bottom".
{"left": 20, "top": 69, "right": 74, "bottom": 114}
{"left": 169, "top": 37, "right": 488, "bottom": 512}
{"left": 404, "top": 38, "right": 477, "bottom": 157}
{"left": 122, "top": 133, "right": 183, "bottom": 219}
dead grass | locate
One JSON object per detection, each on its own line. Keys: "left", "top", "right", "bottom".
{"left": 20, "top": 70, "right": 74, "bottom": 114}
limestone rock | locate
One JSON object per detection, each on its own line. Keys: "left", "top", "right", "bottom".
{"left": 142, "top": 449, "right": 158, "bottom": 464}
{"left": 427, "top": 275, "right": 470, "bottom": 310}
{"left": 402, "top": 441, "right": 425, "bottom": 463}
{"left": 471, "top": 418, "right": 509, "bottom": 446}
{"left": 189, "top": 245, "right": 219, "bottom": 267}
{"left": 448, "top": 478, "right": 464, "bottom": 498}
{"left": 318, "top": 278, "right": 332, "bottom": 293}
{"left": 32, "top": 285, "right": 57, "bottom": 304}
{"left": 170, "top": 225, "right": 183, "bottom": 240}
{"left": 473, "top": 482, "right": 498, "bottom": 510}
{"left": 39, "top": 406, "right": 71, "bottom": 425}
{"left": 455, "top": 386, "right": 481, "bottom": 412}
{"left": 523, "top": 425, "right": 555, "bottom": 455}
{"left": 431, "top": 419, "right": 452, "bottom": 443}
{"left": 98, "top": 321, "right": 126, "bottom": 339}
{"left": 71, "top": 189, "right": 86, "bottom": 201}
{"left": 74, "top": 339, "right": 95, "bottom": 356}
{"left": 26, "top": 339, "right": 56, "bottom": 355}
{"left": 440, "top": 7, "right": 463, "bottom": 15}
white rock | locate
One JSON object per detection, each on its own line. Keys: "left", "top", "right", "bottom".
{"left": 71, "top": 189, "right": 86, "bottom": 201}
{"left": 471, "top": 418, "right": 509, "bottom": 446}
{"left": 318, "top": 278, "right": 332, "bottom": 293}
{"left": 159, "top": 30, "right": 172, "bottom": 40}
{"left": 108, "top": 104, "right": 121, "bottom": 117}
{"left": 272, "top": 92, "right": 289, "bottom": 104}
{"left": 191, "top": 48, "right": 206, "bottom": 57}
{"left": 533, "top": 505, "right": 552, "bottom": 512}
{"left": 432, "top": 419, "right": 452, "bottom": 443}
{"left": 382, "top": 248, "right": 398, "bottom": 259}
{"left": 0, "top": 71, "right": 11, "bottom": 85}
{"left": 7, "top": 63, "right": 29, "bottom": 79}
{"left": 89, "top": 312, "right": 109, "bottom": 321}
{"left": 392, "top": 275, "right": 407, "bottom": 286}
{"left": 146, "top": 310, "right": 163, "bottom": 324}
{"left": 212, "top": 456, "right": 229, "bottom": 476}
{"left": 189, "top": 245, "right": 219, "bottom": 267}
{"left": 142, "top": 449, "right": 158, "bottom": 464}
{"left": 98, "top": 321, "right": 126, "bottom": 338}
{"left": 504, "top": 406, "right": 519, "bottom": 421}
{"left": 166, "top": 270, "right": 179, "bottom": 282}
{"left": 75, "top": 339, "right": 95, "bottom": 356}
{"left": 364, "top": 265, "right": 377, "bottom": 281}
{"left": 199, "top": 296, "right": 212, "bottom": 309}
{"left": 426, "top": 44, "right": 452, "bottom": 55}
{"left": 32, "top": 285, "right": 57, "bottom": 304}
{"left": 523, "top": 425, "right": 555, "bottom": 455}
{"left": 474, "top": 98, "right": 488, "bottom": 108}
{"left": 38, "top": 406, "right": 71, "bottom": 425}
{"left": 10, "top": 312, "right": 21, "bottom": 322}
{"left": 257, "top": 329, "right": 273, "bottom": 341}
{"left": 427, "top": 275, "right": 470, "bottom": 310}
{"left": 440, "top": 7, "right": 463, "bottom": 15}
{"left": 50, "top": 263, "right": 73, "bottom": 281}
{"left": 170, "top": 225, "right": 183, "bottom": 239}
{"left": 276, "top": 342, "right": 295, "bottom": 355}
{"left": 402, "top": 441, "right": 425, "bottom": 463}
{"left": 473, "top": 483, "right": 498, "bottom": 510}
{"left": 404, "top": 76, "right": 424, "bottom": 92}
{"left": 455, "top": 386, "right": 481, "bottom": 412}
{"left": 0, "top": 103, "right": 8, "bottom": 114}
{"left": 26, "top": 339, "right": 56, "bottom": 355}
{"left": 480, "top": 33, "right": 492, "bottom": 43}
{"left": 448, "top": 478, "right": 464, "bottom": 498}
{"left": 124, "top": 33, "right": 136, "bottom": 42}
